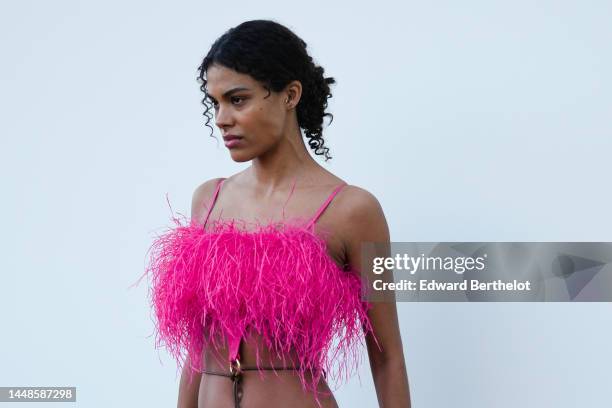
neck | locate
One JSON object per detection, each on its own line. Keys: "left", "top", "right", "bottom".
{"left": 247, "top": 128, "right": 323, "bottom": 193}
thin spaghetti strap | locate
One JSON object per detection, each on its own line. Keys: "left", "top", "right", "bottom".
{"left": 305, "top": 182, "right": 348, "bottom": 230}
{"left": 203, "top": 178, "right": 225, "bottom": 228}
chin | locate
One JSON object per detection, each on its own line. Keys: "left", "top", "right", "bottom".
{"left": 228, "top": 150, "right": 255, "bottom": 163}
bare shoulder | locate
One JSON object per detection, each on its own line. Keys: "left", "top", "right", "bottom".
{"left": 191, "top": 177, "right": 225, "bottom": 222}
{"left": 334, "top": 184, "right": 389, "bottom": 242}
{"left": 335, "top": 184, "right": 385, "bottom": 222}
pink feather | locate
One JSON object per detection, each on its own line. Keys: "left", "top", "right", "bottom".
{"left": 144, "top": 210, "right": 380, "bottom": 406}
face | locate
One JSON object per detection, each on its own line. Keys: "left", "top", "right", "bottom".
{"left": 205, "top": 64, "right": 290, "bottom": 162}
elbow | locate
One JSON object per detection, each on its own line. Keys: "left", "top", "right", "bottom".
{"left": 370, "top": 347, "right": 407, "bottom": 373}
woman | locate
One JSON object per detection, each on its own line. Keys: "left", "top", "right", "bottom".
{"left": 149, "top": 20, "right": 410, "bottom": 408}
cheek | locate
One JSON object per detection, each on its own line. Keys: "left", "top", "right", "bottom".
{"left": 243, "top": 106, "right": 283, "bottom": 136}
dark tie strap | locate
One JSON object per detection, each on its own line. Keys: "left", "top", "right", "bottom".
{"left": 201, "top": 364, "right": 327, "bottom": 408}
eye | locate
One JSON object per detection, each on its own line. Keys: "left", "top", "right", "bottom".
{"left": 208, "top": 97, "right": 245, "bottom": 111}
{"left": 231, "top": 96, "right": 245, "bottom": 105}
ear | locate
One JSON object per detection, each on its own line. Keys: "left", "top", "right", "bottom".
{"left": 284, "top": 80, "right": 303, "bottom": 109}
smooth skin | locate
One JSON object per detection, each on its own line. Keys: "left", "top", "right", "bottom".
{"left": 177, "top": 64, "right": 411, "bottom": 407}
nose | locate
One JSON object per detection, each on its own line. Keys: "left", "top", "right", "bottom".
{"left": 214, "top": 104, "right": 233, "bottom": 129}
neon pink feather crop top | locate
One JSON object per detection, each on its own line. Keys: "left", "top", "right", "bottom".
{"left": 145, "top": 178, "right": 380, "bottom": 402}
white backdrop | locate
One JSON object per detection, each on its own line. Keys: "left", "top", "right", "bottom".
{"left": 1, "top": 1, "right": 611, "bottom": 407}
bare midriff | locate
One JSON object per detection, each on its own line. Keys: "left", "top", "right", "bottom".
{"left": 198, "top": 330, "right": 339, "bottom": 408}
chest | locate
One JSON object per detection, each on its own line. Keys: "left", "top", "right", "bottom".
{"left": 195, "top": 181, "right": 349, "bottom": 270}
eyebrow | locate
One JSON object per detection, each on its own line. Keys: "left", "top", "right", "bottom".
{"left": 208, "top": 86, "right": 251, "bottom": 100}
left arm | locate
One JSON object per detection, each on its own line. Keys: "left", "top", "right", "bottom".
{"left": 340, "top": 187, "right": 411, "bottom": 408}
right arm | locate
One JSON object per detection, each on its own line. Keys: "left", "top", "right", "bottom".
{"left": 177, "top": 178, "right": 224, "bottom": 407}
{"left": 177, "top": 354, "right": 201, "bottom": 408}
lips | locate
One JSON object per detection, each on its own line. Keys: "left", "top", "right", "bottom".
{"left": 223, "top": 134, "right": 243, "bottom": 149}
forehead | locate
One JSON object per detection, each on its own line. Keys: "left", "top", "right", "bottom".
{"left": 205, "top": 64, "right": 260, "bottom": 97}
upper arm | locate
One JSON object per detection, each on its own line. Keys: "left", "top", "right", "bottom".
{"left": 338, "top": 186, "right": 405, "bottom": 367}
{"left": 190, "top": 178, "right": 224, "bottom": 224}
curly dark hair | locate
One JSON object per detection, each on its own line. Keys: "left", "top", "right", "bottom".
{"left": 196, "top": 19, "right": 336, "bottom": 161}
